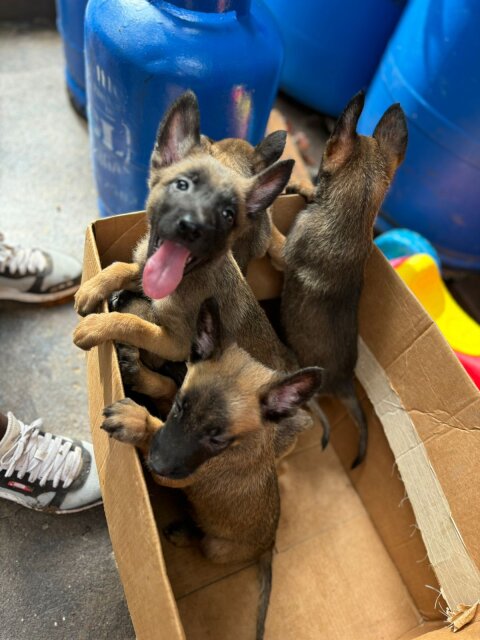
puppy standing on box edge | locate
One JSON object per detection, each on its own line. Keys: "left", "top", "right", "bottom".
{"left": 102, "top": 299, "right": 323, "bottom": 640}
{"left": 282, "top": 92, "right": 408, "bottom": 467}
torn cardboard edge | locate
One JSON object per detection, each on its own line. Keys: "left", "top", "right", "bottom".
{"left": 447, "top": 602, "right": 479, "bottom": 632}
{"left": 356, "top": 338, "right": 480, "bottom": 613}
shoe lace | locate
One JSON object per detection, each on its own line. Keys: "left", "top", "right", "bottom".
{"left": 0, "top": 418, "right": 83, "bottom": 489}
{"left": 0, "top": 233, "right": 47, "bottom": 276}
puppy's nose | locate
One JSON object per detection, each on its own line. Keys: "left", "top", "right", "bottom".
{"left": 176, "top": 215, "right": 203, "bottom": 242}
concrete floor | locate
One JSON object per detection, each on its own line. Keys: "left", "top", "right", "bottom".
{"left": 0, "top": 24, "right": 134, "bottom": 640}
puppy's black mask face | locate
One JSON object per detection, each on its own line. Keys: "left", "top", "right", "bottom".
{"left": 147, "top": 386, "right": 234, "bottom": 480}
{"left": 147, "top": 167, "right": 239, "bottom": 271}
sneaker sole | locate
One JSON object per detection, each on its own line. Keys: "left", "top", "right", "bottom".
{"left": 0, "top": 284, "right": 79, "bottom": 304}
{"left": 49, "top": 499, "right": 103, "bottom": 515}
{"left": 0, "top": 488, "right": 103, "bottom": 514}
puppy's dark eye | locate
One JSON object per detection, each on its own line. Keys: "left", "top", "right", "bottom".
{"left": 221, "top": 207, "right": 235, "bottom": 224}
{"left": 175, "top": 179, "right": 189, "bottom": 191}
{"left": 206, "top": 428, "right": 229, "bottom": 448}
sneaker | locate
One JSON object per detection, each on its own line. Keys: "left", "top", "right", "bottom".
{"left": 0, "top": 233, "right": 81, "bottom": 303}
{"left": 0, "top": 412, "right": 102, "bottom": 513}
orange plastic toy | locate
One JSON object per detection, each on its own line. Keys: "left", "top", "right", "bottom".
{"left": 394, "top": 254, "right": 480, "bottom": 389}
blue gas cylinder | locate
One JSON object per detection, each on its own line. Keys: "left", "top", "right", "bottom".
{"left": 84, "top": 0, "right": 284, "bottom": 217}
{"left": 263, "top": 0, "right": 405, "bottom": 117}
{"left": 359, "top": 0, "right": 480, "bottom": 271}
{"left": 56, "top": 0, "right": 89, "bottom": 117}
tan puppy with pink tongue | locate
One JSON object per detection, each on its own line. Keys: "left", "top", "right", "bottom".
{"left": 73, "top": 92, "right": 298, "bottom": 401}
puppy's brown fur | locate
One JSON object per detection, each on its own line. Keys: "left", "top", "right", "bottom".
{"left": 281, "top": 92, "right": 408, "bottom": 467}
{"left": 74, "top": 93, "right": 297, "bottom": 387}
{"left": 102, "top": 299, "right": 323, "bottom": 640}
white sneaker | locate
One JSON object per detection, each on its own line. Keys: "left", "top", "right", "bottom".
{"left": 0, "top": 233, "right": 81, "bottom": 303}
{"left": 0, "top": 412, "right": 102, "bottom": 513}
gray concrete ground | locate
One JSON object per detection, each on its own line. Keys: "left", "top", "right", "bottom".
{"left": 0, "top": 24, "right": 134, "bottom": 640}
{"left": 0, "top": 22, "right": 327, "bottom": 640}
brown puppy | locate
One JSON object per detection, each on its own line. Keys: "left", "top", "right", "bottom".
{"left": 101, "top": 298, "right": 323, "bottom": 640}
{"left": 74, "top": 92, "right": 287, "bottom": 319}
{"left": 205, "top": 131, "right": 288, "bottom": 274}
{"left": 281, "top": 91, "right": 408, "bottom": 467}
{"left": 73, "top": 92, "right": 297, "bottom": 385}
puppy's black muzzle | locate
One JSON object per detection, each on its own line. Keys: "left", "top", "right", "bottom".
{"left": 148, "top": 421, "right": 211, "bottom": 480}
{"left": 176, "top": 214, "right": 203, "bottom": 243}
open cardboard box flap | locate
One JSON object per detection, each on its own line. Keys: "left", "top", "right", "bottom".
{"left": 82, "top": 195, "right": 480, "bottom": 640}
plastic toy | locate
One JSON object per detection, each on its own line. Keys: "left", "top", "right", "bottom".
{"left": 375, "top": 229, "right": 440, "bottom": 269}
{"left": 394, "top": 254, "right": 480, "bottom": 389}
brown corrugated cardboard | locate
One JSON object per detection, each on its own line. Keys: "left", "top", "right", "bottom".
{"left": 82, "top": 194, "right": 479, "bottom": 639}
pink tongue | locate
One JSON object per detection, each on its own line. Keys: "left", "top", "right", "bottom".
{"left": 143, "top": 241, "right": 191, "bottom": 299}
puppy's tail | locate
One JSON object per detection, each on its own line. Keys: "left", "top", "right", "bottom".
{"left": 256, "top": 548, "right": 273, "bottom": 640}
{"left": 339, "top": 381, "right": 368, "bottom": 469}
{"left": 307, "top": 398, "right": 331, "bottom": 450}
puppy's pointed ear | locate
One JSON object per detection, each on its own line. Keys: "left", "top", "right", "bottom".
{"left": 252, "top": 130, "right": 287, "bottom": 172}
{"left": 260, "top": 367, "right": 324, "bottom": 423}
{"left": 149, "top": 91, "right": 201, "bottom": 184}
{"left": 190, "top": 297, "right": 224, "bottom": 363}
{"left": 373, "top": 103, "right": 408, "bottom": 177}
{"left": 322, "top": 90, "right": 365, "bottom": 172}
{"left": 245, "top": 159, "right": 294, "bottom": 218}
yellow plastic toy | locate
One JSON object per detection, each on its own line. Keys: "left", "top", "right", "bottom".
{"left": 394, "top": 254, "right": 480, "bottom": 358}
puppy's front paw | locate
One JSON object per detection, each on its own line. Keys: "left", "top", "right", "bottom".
{"left": 74, "top": 281, "right": 106, "bottom": 316}
{"left": 285, "top": 179, "right": 316, "bottom": 202}
{"left": 73, "top": 313, "right": 110, "bottom": 350}
{"left": 101, "top": 398, "right": 149, "bottom": 444}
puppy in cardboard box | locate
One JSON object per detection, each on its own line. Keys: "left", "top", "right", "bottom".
{"left": 101, "top": 298, "right": 323, "bottom": 640}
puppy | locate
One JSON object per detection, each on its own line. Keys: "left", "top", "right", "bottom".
{"left": 74, "top": 91, "right": 288, "bottom": 321}
{"left": 95, "top": 116, "right": 287, "bottom": 404}
{"left": 281, "top": 91, "right": 408, "bottom": 467}
{"left": 73, "top": 91, "right": 297, "bottom": 380}
{"left": 205, "top": 130, "right": 288, "bottom": 274}
{"left": 102, "top": 298, "right": 323, "bottom": 640}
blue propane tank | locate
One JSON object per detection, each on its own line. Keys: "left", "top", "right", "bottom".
{"left": 56, "top": 0, "right": 89, "bottom": 117}
{"left": 85, "top": 0, "right": 284, "bottom": 217}
{"left": 263, "top": 0, "right": 405, "bottom": 117}
{"left": 359, "top": 0, "right": 480, "bottom": 271}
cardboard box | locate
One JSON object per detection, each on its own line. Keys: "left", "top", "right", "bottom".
{"left": 82, "top": 194, "right": 480, "bottom": 640}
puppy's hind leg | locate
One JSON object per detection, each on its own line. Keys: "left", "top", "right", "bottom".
{"left": 338, "top": 380, "right": 368, "bottom": 469}
{"left": 117, "top": 343, "right": 177, "bottom": 403}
